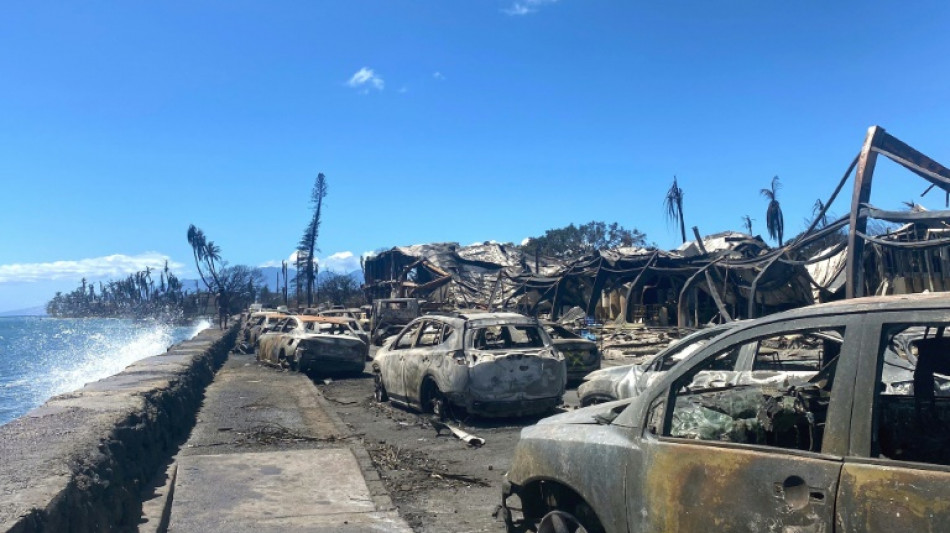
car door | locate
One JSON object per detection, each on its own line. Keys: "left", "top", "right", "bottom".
{"left": 835, "top": 311, "right": 950, "bottom": 532}
{"left": 401, "top": 320, "right": 451, "bottom": 405}
{"left": 383, "top": 320, "right": 423, "bottom": 403}
{"left": 279, "top": 318, "right": 302, "bottom": 359}
{"left": 627, "top": 315, "right": 860, "bottom": 533}
{"left": 260, "top": 318, "right": 289, "bottom": 363}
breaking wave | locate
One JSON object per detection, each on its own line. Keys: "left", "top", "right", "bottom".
{"left": 0, "top": 317, "right": 211, "bottom": 426}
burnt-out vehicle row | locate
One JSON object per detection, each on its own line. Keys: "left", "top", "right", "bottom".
{"left": 242, "top": 293, "right": 950, "bottom": 532}
{"left": 500, "top": 293, "right": 950, "bottom": 533}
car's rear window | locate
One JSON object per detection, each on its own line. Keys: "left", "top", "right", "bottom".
{"left": 471, "top": 324, "right": 546, "bottom": 350}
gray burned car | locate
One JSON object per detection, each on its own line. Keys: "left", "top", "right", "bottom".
{"left": 577, "top": 322, "right": 739, "bottom": 406}
{"left": 502, "top": 293, "right": 950, "bottom": 533}
{"left": 373, "top": 312, "right": 567, "bottom": 418}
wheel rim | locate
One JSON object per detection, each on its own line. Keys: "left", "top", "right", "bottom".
{"left": 431, "top": 391, "right": 448, "bottom": 421}
{"left": 538, "top": 511, "right": 588, "bottom": 533}
{"left": 374, "top": 375, "right": 387, "bottom": 402}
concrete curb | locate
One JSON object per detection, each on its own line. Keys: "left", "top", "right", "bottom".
{"left": 311, "top": 385, "right": 397, "bottom": 513}
{"left": 138, "top": 462, "right": 176, "bottom": 533}
{"left": 0, "top": 324, "right": 239, "bottom": 533}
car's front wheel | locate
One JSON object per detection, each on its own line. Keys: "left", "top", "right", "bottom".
{"left": 421, "top": 378, "right": 451, "bottom": 421}
{"left": 521, "top": 484, "right": 604, "bottom": 533}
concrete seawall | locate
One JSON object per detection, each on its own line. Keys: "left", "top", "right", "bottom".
{"left": 0, "top": 324, "right": 238, "bottom": 533}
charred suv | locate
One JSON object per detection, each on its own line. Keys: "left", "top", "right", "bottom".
{"left": 502, "top": 294, "right": 950, "bottom": 533}
{"left": 373, "top": 312, "right": 566, "bottom": 418}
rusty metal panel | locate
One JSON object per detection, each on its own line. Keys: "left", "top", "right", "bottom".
{"left": 635, "top": 439, "right": 841, "bottom": 533}
{"left": 837, "top": 461, "right": 950, "bottom": 532}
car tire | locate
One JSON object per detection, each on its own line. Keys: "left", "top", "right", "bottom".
{"left": 537, "top": 510, "right": 589, "bottom": 533}
{"left": 288, "top": 352, "right": 299, "bottom": 372}
{"left": 373, "top": 373, "right": 388, "bottom": 402}
{"left": 430, "top": 388, "right": 450, "bottom": 421}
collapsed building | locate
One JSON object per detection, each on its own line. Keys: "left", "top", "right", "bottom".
{"left": 362, "top": 126, "right": 950, "bottom": 334}
{"left": 361, "top": 235, "right": 815, "bottom": 329}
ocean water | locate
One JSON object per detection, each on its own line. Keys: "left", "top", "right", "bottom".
{"left": 0, "top": 316, "right": 211, "bottom": 426}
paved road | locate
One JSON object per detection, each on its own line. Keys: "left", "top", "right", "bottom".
{"left": 144, "top": 351, "right": 411, "bottom": 532}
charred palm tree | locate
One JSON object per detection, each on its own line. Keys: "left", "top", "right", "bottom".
{"left": 811, "top": 199, "right": 831, "bottom": 229}
{"left": 761, "top": 176, "right": 785, "bottom": 247}
{"left": 203, "top": 240, "right": 223, "bottom": 288}
{"left": 187, "top": 225, "right": 210, "bottom": 289}
{"left": 741, "top": 215, "right": 754, "bottom": 235}
{"left": 664, "top": 176, "right": 687, "bottom": 243}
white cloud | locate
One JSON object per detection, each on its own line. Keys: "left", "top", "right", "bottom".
{"left": 433, "top": 71, "right": 445, "bottom": 81}
{"left": 285, "top": 250, "right": 315, "bottom": 266}
{"left": 260, "top": 250, "right": 363, "bottom": 273}
{"left": 321, "top": 251, "right": 361, "bottom": 273}
{"left": 346, "top": 67, "right": 384, "bottom": 91}
{"left": 0, "top": 253, "right": 185, "bottom": 283}
{"left": 503, "top": 0, "right": 557, "bottom": 16}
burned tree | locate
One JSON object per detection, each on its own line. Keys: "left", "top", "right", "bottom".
{"left": 665, "top": 176, "right": 687, "bottom": 244}
{"left": 299, "top": 173, "right": 328, "bottom": 307}
{"left": 761, "top": 175, "right": 785, "bottom": 247}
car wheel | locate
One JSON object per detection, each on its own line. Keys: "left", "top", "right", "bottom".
{"left": 538, "top": 510, "right": 588, "bottom": 533}
{"left": 430, "top": 388, "right": 450, "bottom": 421}
{"left": 278, "top": 350, "right": 289, "bottom": 369}
{"left": 373, "top": 373, "right": 388, "bottom": 402}
{"left": 288, "top": 352, "right": 299, "bottom": 372}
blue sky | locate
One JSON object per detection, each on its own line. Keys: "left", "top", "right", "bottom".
{"left": 1, "top": 1, "right": 949, "bottom": 312}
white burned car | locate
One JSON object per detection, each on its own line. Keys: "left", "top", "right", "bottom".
{"left": 577, "top": 323, "right": 740, "bottom": 406}
{"left": 372, "top": 312, "right": 566, "bottom": 418}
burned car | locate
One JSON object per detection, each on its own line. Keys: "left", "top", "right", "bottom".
{"left": 257, "top": 315, "right": 367, "bottom": 375}
{"left": 542, "top": 322, "right": 601, "bottom": 382}
{"left": 373, "top": 312, "right": 566, "bottom": 418}
{"left": 577, "top": 322, "right": 739, "bottom": 406}
{"left": 244, "top": 311, "right": 285, "bottom": 346}
{"left": 501, "top": 293, "right": 950, "bottom": 533}
{"left": 316, "top": 309, "right": 371, "bottom": 347}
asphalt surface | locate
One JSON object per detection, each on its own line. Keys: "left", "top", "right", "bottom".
{"left": 314, "top": 360, "right": 584, "bottom": 532}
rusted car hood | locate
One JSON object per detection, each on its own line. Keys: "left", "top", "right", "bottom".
{"left": 536, "top": 399, "right": 633, "bottom": 426}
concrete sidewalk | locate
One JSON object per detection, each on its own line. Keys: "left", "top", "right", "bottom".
{"left": 141, "top": 351, "right": 410, "bottom": 533}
